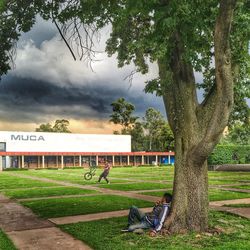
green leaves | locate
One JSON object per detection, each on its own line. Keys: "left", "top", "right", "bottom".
{"left": 35, "top": 119, "right": 71, "bottom": 133}
{"left": 109, "top": 97, "right": 138, "bottom": 130}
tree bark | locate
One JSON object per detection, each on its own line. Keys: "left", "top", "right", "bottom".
{"left": 167, "top": 138, "right": 208, "bottom": 232}
{"left": 158, "top": 0, "right": 237, "bottom": 233}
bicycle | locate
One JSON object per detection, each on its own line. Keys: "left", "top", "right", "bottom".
{"left": 84, "top": 166, "right": 97, "bottom": 180}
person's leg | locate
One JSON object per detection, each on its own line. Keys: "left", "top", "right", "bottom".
{"left": 128, "top": 206, "right": 145, "bottom": 226}
{"left": 104, "top": 176, "right": 109, "bottom": 183}
{"left": 128, "top": 221, "right": 150, "bottom": 232}
{"left": 98, "top": 172, "right": 104, "bottom": 182}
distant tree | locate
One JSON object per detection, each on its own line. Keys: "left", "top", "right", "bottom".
{"left": 227, "top": 122, "right": 250, "bottom": 145}
{"left": 143, "top": 107, "right": 165, "bottom": 151}
{"left": 158, "top": 123, "right": 175, "bottom": 151}
{"left": 53, "top": 119, "right": 71, "bottom": 133}
{"left": 130, "top": 122, "right": 145, "bottom": 152}
{"left": 36, "top": 119, "right": 71, "bottom": 133}
{"left": 110, "top": 98, "right": 138, "bottom": 134}
{"left": 35, "top": 123, "right": 54, "bottom": 132}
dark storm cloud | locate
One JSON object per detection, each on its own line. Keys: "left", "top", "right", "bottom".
{"left": 0, "top": 75, "right": 164, "bottom": 123}
{"left": 0, "top": 15, "right": 165, "bottom": 125}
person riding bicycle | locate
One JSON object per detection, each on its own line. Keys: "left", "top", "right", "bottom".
{"left": 97, "top": 161, "right": 111, "bottom": 184}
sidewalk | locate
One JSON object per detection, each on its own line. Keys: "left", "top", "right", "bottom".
{"left": 0, "top": 194, "right": 92, "bottom": 250}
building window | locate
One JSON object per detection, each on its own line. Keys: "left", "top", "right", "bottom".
{"left": 0, "top": 142, "right": 6, "bottom": 152}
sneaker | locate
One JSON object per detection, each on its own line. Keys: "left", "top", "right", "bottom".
{"left": 121, "top": 228, "right": 129, "bottom": 232}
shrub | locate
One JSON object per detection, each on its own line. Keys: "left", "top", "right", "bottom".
{"left": 208, "top": 145, "right": 250, "bottom": 165}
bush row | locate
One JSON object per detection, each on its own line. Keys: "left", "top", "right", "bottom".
{"left": 208, "top": 145, "right": 250, "bottom": 165}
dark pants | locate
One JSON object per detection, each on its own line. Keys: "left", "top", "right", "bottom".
{"left": 98, "top": 171, "right": 109, "bottom": 183}
{"left": 128, "top": 206, "right": 151, "bottom": 231}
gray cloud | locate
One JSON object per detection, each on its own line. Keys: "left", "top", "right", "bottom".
{"left": 0, "top": 75, "right": 165, "bottom": 123}
{"left": 0, "top": 18, "right": 166, "bottom": 126}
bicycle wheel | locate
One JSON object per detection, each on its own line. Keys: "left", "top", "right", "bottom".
{"left": 84, "top": 172, "right": 93, "bottom": 180}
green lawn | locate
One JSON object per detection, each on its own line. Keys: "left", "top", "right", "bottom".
{"left": 0, "top": 174, "right": 57, "bottom": 189}
{"left": 11, "top": 169, "right": 134, "bottom": 185}
{"left": 209, "top": 189, "right": 250, "bottom": 201}
{"left": 21, "top": 195, "right": 152, "bottom": 218}
{"left": 3, "top": 186, "right": 99, "bottom": 199}
{"left": 0, "top": 230, "right": 16, "bottom": 250}
{"left": 60, "top": 211, "right": 250, "bottom": 250}
{"left": 139, "top": 189, "right": 250, "bottom": 201}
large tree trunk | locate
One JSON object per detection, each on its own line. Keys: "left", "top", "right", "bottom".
{"left": 158, "top": 0, "right": 236, "bottom": 233}
{"left": 166, "top": 136, "right": 209, "bottom": 232}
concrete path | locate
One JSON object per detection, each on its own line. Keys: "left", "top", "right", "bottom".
{"left": 0, "top": 194, "right": 92, "bottom": 250}
{"left": 210, "top": 198, "right": 250, "bottom": 207}
{"left": 211, "top": 206, "right": 250, "bottom": 219}
{"left": 214, "top": 187, "right": 250, "bottom": 193}
{"left": 130, "top": 188, "right": 172, "bottom": 193}
{"left": 210, "top": 198, "right": 250, "bottom": 219}
{"left": 48, "top": 198, "right": 250, "bottom": 225}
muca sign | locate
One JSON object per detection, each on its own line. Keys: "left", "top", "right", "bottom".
{"left": 11, "top": 134, "right": 45, "bottom": 141}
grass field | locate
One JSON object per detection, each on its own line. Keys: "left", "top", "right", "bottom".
{"left": 3, "top": 186, "right": 99, "bottom": 199}
{"left": 21, "top": 195, "right": 153, "bottom": 218}
{"left": 0, "top": 174, "right": 57, "bottom": 189}
{"left": 140, "top": 189, "right": 250, "bottom": 201}
{"left": 60, "top": 211, "right": 250, "bottom": 250}
{"left": 0, "top": 230, "right": 16, "bottom": 250}
{"left": 0, "top": 166, "right": 250, "bottom": 249}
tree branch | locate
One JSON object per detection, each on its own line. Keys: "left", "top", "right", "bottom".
{"left": 53, "top": 18, "right": 77, "bottom": 61}
{"left": 192, "top": 0, "right": 237, "bottom": 165}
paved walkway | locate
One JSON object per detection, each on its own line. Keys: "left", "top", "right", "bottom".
{"left": 210, "top": 198, "right": 250, "bottom": 219}
{"left": 48, "top": 198, "right": 250, "bottom": 225}
{"left": 0, "top": 194, "right": 92, "bottom": 250}
{"left": 213, "top": 187, "right": 250, "bottom": 193}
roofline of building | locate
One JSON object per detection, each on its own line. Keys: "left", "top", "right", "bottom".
{"left": 0, "top": 151, "right": 175, "bottom": 156}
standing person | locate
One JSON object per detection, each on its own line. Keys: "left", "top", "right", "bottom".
{"left": 97, "top": 161, "right": 111, "bottom": 184}
{"left": 121, "top": 192, "right": 172, "bottom": 235}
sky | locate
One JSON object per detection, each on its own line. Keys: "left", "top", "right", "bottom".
{"left": 1, "top": 16, "right": 248, "bottom": 134}
{"left": 0, "top": 16, "right": 166, "bottom": 134}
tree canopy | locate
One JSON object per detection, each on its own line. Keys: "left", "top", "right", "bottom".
{"left": 36, "top": 119, "right": 71, "bottom": 133}
{"left": 109, "top": 99, "right": 174, "bottom": 152}
{"left": 109, "top": 97, "right": 138, "bottom": 134}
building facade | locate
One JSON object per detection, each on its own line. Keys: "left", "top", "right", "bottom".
{"left": 0, "top": 131, "right": 175, "bottom": 170}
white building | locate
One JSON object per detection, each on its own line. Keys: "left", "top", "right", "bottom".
{"left": 0, "top": 131, "right": 131, "bottom": 153}
{"left": 0, "top": 131, "right": 174, "bottom": 170}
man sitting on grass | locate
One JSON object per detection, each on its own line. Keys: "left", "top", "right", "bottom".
{"left": 121, "top": 192, "right": 172, "bottom": 236}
